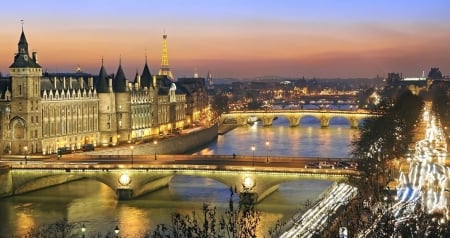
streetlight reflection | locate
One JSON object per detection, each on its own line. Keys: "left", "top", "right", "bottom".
{"left": 251, "top": 145, "right": 255, "bottom": 166}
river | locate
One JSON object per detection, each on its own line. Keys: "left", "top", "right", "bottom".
{"left": 0, "top": 116, "right": 358, "bottom": 237}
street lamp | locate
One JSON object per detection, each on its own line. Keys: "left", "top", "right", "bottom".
{"left": 153, "top": 140, "right": 157, "bottom": 160}
{"left": 251, "top": 145, "right": 255, "bottom": 166}
{"left": 114, "top": 225, "right": 120, "bottom": 238}
{"left": 24, "top": 146, "right": 28, "bottom": 165}
{"left": 265, "top": 140, "right": 270, "bottom": 163}
{"left": 130, "top": 146, "right": 134, "bottom": 166}
{"left": 81, "top": 224, "right": 86, "bottom": 238}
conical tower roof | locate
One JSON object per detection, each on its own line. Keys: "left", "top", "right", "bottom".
{"left": 141, "top": 61, "right": 152, "bottom": 88}
{"left": 113, "top": 62, "right": 127, "bottom": 92}
{"left": 95, "top": 60, "right": 110, "bottom": 93}
{"left": 10, "top": 28, "right": 41, "bottom": 68}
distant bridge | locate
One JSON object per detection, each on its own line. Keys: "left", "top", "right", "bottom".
{"left": 222, "top": 109, "right": 377, "bottom": 128}
{"left": 0, "top": 155, "right": 360, "bottom": 203}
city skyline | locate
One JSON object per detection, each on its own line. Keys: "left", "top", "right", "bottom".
{"left": 1, "top": 0, "right": 450, "bottom": 79}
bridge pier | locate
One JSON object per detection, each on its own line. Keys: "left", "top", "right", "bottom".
{"left": 320, "top": 116, "right": 330, "bottom": 128}
{"left": 116, "top": 188, "right": 134, "bottom": 200}
{"left": 236, "top": 117, "right": 248, "bottom": 126}
{"left": 240, "top": 192, "right": 258, "bottom": 205}
{"left": 287, "top": 116, "right": 301, "bottom": 127}
{"left": 349, "top": 117, "right": 359, "bottom": 129}
{"left": 261, "top": 116, "right": 274, "bottom": 126}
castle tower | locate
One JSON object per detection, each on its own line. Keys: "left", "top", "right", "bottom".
{"left": 95, "top": 60, "right": 118, "bottom": 146}
{"left": 158, "top": 33, "right": 174, "bottom": 80}
{"left": 8, "top": 25, "right": 43, "bottom": 154}
{"left": 113, "top": 60, "right": 131, "bottom": 144}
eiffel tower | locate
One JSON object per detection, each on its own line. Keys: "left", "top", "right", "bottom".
{"left": 158, "top": 33, "right": 174, "bottom": 80}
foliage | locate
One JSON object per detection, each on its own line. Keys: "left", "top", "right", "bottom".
{"left": 152, "top": 188, "right": 260, "bottom": 238}
{"left": 24, "top": 219, "right": 82, "bottom": 238}
{"left": 211, "top": 94, "right": 229, "bottom": 118}
{"left": 351, "top": 90, "right": 423, "bottom": 174}
{"left": 431, "top": 82, "right": 450, "bottom": 129}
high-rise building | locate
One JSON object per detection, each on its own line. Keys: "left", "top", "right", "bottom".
{"left": 0, "top": 28, "right": 208, "bottom": 155}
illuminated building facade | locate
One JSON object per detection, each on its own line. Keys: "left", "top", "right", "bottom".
{"left": 0, "top": 29, "right": 207, "bottom": 155}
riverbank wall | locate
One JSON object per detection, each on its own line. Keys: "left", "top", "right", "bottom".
{"left": 148, "top": 124, "right": 218, "bottom": 154}
{"left": 0, "top": 165, "right": 12, "bottom": 198}
{"left": 218, "top": 124, "right": 238, "bottom": 135}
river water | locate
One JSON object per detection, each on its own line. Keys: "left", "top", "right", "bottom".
{"left": 0, "top": 116, "right": 357, "bottom": 237}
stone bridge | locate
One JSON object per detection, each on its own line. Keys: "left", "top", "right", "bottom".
{"left": 222, "top": 109, "right": 377, "bottom": 128}
{"left": 0, "top": 163, "right": 360, "bottom": 203}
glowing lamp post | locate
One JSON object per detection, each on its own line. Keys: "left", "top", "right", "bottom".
{"left": 243, "top": 176, "right": 255, "bottom": 192}
{"left": 153, "top": 140, "right": 158, "bottom": 160}
{"left": 24, "top": 146, "right": 28, "bottom": 165}
{"left": 130, "top": 146, "right": 134, "bottom": 166}
{"left": 251, "top": 145, "right": 255, "bottom": 166}
{"left": 265, "top": 140, "right": 270, "bottom": 163}
{"left": 81, "top": 224, "right": 86, "bottom": 238}
{"left": 114, "top": 225, "right": 120, "bottom": 238}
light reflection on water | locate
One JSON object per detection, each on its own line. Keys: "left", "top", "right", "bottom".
{"left": 0, "top": 177, "right": 332, "bottom": 237}
{"left": 0, "top": 118, "right": 355, "bottom": 236}
{"left": 197, "top": 116, "right": 357, "bottom": 158}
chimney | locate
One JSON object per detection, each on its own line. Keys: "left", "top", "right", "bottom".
{"left": 109, "top": 77, "right": 113, "bottom": 92}
{"left": 32, "top": 52, "right": 38, "bottom": 63}
{"left": 79, "top": 77, "right": 84, "bottom": 89}
{"left": 88, "top": 77, "right": 93, "bottom": 89}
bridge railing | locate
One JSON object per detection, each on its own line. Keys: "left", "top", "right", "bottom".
{"left": 9, "top": 161, "right": 361, "bottom": 176}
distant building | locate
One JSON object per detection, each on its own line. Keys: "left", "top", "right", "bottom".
{"left": 0, "top": 28, "right": 209, "bottom": 155}
{"left": 385, "top": 70, "right": 433, "bottom": 96}
{"left": 178, "top": 76, "right": 209, "bottom": 125}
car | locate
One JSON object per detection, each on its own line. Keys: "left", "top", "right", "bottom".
{"left": 336, "top": 161, "right": 351, "bottom": 168}
{"left": 319, "top": 161, "right": 335, "bottom": 169}
{"left": 81, "top": 144, "right": 95, "bottom": 152}
{"left": 57, "top": 147, "right": 72, "bottom": 155}
{"left": 305, "top": 162, "right": 320, "bottom": 169}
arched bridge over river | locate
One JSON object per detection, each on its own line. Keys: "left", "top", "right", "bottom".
{"left": 222, "top": 109, "right": 377, "bottom": 128}
{"left": 0, "top": 155, "right": 360, "bottom": 203}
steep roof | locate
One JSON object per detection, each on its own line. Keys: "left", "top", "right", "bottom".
{"left": 140, "top": 62, "right": 153, "bottom": 89}
{"left": 9, "top": 29, "right": 41, "bottom": 68}
{"left": 95, "top": 63, "right": 110, "bottom": 93}
{"left": 113, "top": 63, "right": 127, "bottom": 92}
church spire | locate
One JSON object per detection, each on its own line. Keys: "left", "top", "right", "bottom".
{"left": 158, "top": 31, "right": 174, "bottom": 80}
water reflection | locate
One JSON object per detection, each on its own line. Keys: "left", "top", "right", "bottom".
{"left": 0, "top": 118, "right": 352, "bottom": 236}
{"left": 0, "top": 176, "right": 332, "bottom": 236}
{"left": 196, "top": 117, "right": 356, "bottom": 158}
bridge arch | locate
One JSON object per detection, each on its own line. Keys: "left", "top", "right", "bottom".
{"left": 9, "top": 166, "right": 358, "bottom": 203}
{"left": 222, "top": 110, "right": 376, "bottom": 129}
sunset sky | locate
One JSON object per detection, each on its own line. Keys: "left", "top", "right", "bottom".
{"left": 1, "top": 0, "right": 450, "bottom": 79}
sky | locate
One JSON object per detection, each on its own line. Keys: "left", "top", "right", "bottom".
{"left": 1, "top": 0, "right": 450, "bottom": 79}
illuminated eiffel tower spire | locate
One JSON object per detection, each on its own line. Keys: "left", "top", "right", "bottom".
{"left": 158, "top": 31, "right": 174, "bottom": 79}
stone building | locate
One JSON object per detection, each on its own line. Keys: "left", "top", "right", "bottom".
{"left": 0, "top": 29, "right": 197, "bottom": 155}
{"left": 178, "top": 76, "right": 209, "bottom": 126}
